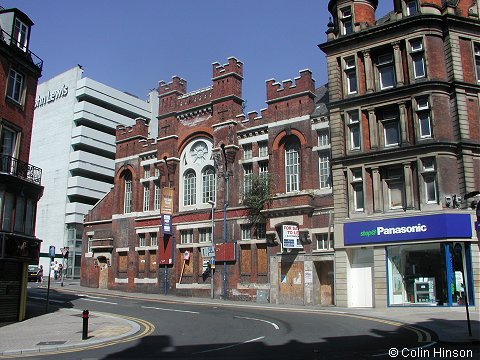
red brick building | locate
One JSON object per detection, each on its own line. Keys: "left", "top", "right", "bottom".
{"left": 0, "top": 7, "right": 43, "bottom": 321}
{"left": 81, "top": 58, "right": 335, "bottom": 305}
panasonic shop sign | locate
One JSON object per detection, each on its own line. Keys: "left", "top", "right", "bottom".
{"left": 344, "top": 214, "right": 472, "bottom": 245}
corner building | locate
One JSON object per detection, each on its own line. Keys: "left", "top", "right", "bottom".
{"left": 320, "top": 0, "right": 480, "bottom": 308}
{"left": 0, "top": 7, "right": 43, "bottom": 321}
{"left": 81, "top": 58, "right": 335, "bottom": 305}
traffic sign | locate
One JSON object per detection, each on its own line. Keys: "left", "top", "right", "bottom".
{"left": 201, "top": 246, "right": 215, "bottom": 258}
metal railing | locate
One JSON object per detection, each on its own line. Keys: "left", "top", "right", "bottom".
{"left": 0, "top": 154, "right": 42, "bottom": 185}
{"left": 0, "top": 29, "right": 43, "bottom": 71}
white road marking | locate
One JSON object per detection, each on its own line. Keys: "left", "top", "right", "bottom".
{"left": 193, "top": 336, "right": 265, "bottom": 354}
{"left": 77, "top": 294, "right": 108, "bottom": 300}
{"left": 142, "top": 306, "right": 199, "bottom": 314}
{"left": 234, "top": 315, "right": 280, "bottom": 330}
{"left": 78, "top": 298, "right": 118, "bottom": 305}
{"left": 28, "top": 296, "right": 65, "bottom": 304}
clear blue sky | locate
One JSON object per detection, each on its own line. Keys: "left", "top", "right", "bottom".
{"left": 3, "top": 0, "right": 392, "bottom": 113}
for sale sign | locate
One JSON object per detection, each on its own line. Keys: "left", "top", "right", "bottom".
{"left": 282, "top": 225, "right": 302, "bottom": 249}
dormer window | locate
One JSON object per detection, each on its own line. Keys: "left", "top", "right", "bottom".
{"left": 13, "top": 18, "right": 29, "bottom": 52}
{"left": 406, "top": 1, "right": 418, "bottom": 16}
{"left": 340, "top": 7, "right": 353, "bottom": 35}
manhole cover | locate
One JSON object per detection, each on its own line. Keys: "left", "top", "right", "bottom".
{"left": 37, "top": 341, "right": 66, "bottom": 345}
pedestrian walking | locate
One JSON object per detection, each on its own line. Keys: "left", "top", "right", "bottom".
{"left": 37, "top": 265, "right": 43, "bottom": 283}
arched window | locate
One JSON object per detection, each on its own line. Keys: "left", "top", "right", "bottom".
{"left": 183, "top": 170, "right": 196, "bottom": 206}
{"left": 202, "top": 167, "right": 215, "bottom": 203}
{"left": 124, "top": 171, "right": 132, "bottom": 213}
{"left": 179, "top": 138, "right": 215, "bottom": 210}
{"left": 285, "top": 142, "right": 300, "bottom": 193}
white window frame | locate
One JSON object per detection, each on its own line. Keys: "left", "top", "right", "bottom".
{"left": 351, "top": 168, "right": 364, "bottom": 212}
{"left": 202, "top": 167, "right": 216, "bottom": 203}
{"left": 344, "top": 57, "right": 358, "bottom": 95}
{"left": 150, "top": 233, "right": 158, "bottom": 247}
{"left": 318, "top": 129, "right": 329, "bottom": 147}
{"left": 139, "top": 233, "right": 146, "bottom": 247}
{"left": 124, "top": 172, "right": 132, "bottom": 214}
{"left": 285, "top": 143, "right": 300, "bottom": 193}
{"left": 13, "top": 18, "right": 29, "bottom": 51}
{"left": 416, "top": 97, "right": 432, "bottom": 139}
{"left": 377, "top": 53, "right": 395, "bottom": 90}
{"left": 243, "top": 143, "right": 252, "bottom": 160}
{"left": 0, "top": 125, "right": 19, "bottom": 158}
{"left": 243, "top": 164, "right": 253, "bottom": 195}
{"left": 199, "top": 228, "right": 212, "bottom": 243}
{"left": 143, "top": 184, "right": 150, "bottom": 212}
{"left": 258, "top": 141, "right": 268, "bottom": 157}
{"left": 259, "top": 161, "right": 269, "bottom": 180}
{"left": 241, "top": 224, "right": 251, "bottom": 241}
{"left": 474, "top": 43, "right": 480, "bottom": 83}
{"left": 180, "top": 229, "right": 193, "bottom": 244}
{"left": 347, "top": 110, "right": 361, "bottom": 150}
{"left": 319, "top": 152, "right": 331, "bottom": 189}
{"left": 183, "top": 170, "right": 196, "bottom": 206}
{"left": 256, "top": 223, "right": 266, "bottom": 240}
{"left": 143, "top": 165, "right": 150, "bottom": 179}
{"left": 340, "top": 6, "right": 353, "bottom": 35}
{"left": 380, "top": 109, "right": 400, "bottom": 147}
{"left": 406, "top": 0, "right": 418, "bottom": 16}
{"left": 410, "top": 39, "right": 426, "bottom": 79}
{"left": 7, "top": 68, "right": 24, "bottom": 104}
{"left": 315, "top": 233, "right": 334, "bottom": 251}
{"left": 154, "top": 181, "right": 161, "bottom": 210}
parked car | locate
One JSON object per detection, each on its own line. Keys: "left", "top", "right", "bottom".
{"left": 28, "top": 265, "right": 39, "bottom": 282}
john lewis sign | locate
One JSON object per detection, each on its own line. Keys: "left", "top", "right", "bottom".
{"left": 344, "top": 214, "right": 472, "bottom": 245}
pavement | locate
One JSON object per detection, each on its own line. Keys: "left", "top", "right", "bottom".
{"left": 0, "top": 279, "right": 478, "bottom": 356}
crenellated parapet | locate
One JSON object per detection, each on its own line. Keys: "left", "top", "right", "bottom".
{"left": 266, "top": 69, "right": 315, "bottom": 103}
{"left": 159, "top": 76, "right": 187, "bottom": 96}
{"left": 262, "top": 70, "right": 315, "bottom": 122}
{"left": 212, "top": 57, "right": 243, "bottom": 80}
{"left": 115, "top": 118, "right": 150, "bottom": 159}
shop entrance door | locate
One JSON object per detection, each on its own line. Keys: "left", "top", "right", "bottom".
{"left": 349, "top": 248, "right": 373, "bottom": 307}
{"left": 314, "top": 261, "right": 334, "bottom": 305}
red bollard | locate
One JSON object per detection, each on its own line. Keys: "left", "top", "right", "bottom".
{"left": 82, "top": 310, "right": 89, "bottom": 340}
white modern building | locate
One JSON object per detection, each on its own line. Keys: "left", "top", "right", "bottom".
{"left": 30, "top": 66, "right": 157, "bottom": 277}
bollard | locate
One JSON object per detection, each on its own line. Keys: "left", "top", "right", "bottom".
{"left": 82, "top": 309, "right": 89, "bottom": 340}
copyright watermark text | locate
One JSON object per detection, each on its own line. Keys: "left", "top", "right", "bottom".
{"left": 388, "top": 347, "right": 473, "bottom": 358}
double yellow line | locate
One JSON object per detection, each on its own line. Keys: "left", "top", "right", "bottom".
{"left": 0, "top": 313, "right": 155, "bottom": 359}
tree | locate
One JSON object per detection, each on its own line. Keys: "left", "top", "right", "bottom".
{"left": 242, "top": 174, "right": 273, "bottom": 227}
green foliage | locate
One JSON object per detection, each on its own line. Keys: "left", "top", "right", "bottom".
{"left": 243, "top": 174, "right": 273, "bottom": 225}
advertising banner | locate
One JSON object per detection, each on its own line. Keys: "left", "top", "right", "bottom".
{"left": 161, "top": 187, "right": 174, "bottom": 215}
{"left": 162, "top": 214, "right": 172, "bottom": 235}
{"left": 282, "top": 224, "right": 302, "bottom": 249}
{"left": 344, "top": 214, "right": 472, "bottom": 245}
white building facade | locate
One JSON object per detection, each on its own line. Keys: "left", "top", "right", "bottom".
{"left": 31, "top": 66, "right": 157, "bottom": 277}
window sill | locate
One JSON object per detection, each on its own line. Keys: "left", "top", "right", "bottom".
{"left": 237, "top": 239, "right": 267, "bottom": 245}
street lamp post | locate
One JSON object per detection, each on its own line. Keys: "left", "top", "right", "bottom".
{"left": 208, "top": 199, "right": 215, "bottom": 299}
{"left": 221, "top": 145, "right": 229, "bottom": 300}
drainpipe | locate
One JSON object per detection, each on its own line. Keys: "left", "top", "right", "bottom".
{"left": 222, "top": 144, "right": 229, "bottom": 300}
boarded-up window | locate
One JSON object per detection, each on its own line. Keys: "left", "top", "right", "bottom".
{"left": 257, "top": 244, "right": 268, "bottom": 274}
{"left": 138, "top": 252, "right": 146, "bottom": 272}
{"left": 118, "top": 253, "right": 128, "bottom": 273}
{"left": 183, "top": 251, "right": 193, "bottom": 275}
{"left": 149, "top": 252, "right": 157, "bottom": 273}
{"left": 240, "top": 245, "right": 251, "bottom": 275}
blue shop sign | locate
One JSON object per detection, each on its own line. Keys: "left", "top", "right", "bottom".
{"left": 344, "top": 214, "right": 472, "bottom": 245}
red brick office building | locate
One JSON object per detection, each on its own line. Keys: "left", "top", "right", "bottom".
{"left": 81, "top": 58, "right": 335, "bottom": 305}
{"left": 0, "top": 7, "right": 43, "bottom": 321}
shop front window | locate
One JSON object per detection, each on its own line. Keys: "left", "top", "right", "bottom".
{"left": 387, "top": 242, "right": 472, "bottom": 307}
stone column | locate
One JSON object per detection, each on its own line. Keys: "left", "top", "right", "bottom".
{"left": 368, "top": 110, "right": 378, "bottom": 149}
{"left": 392, "top": 41, "right": 404, "bottom": 86}
{"left": 363, "top": 49, "right": 374, "bottom": 93}
{"left": 403, "top": 162, "right": 415, "bottom": 209}
{"left": 399, "top": 102, "right": 409, "bottom": 144}
{"left": 372, "top": 167, "right": 382, "bottom": 213}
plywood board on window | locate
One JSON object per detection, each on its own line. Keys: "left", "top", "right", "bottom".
{"left": 138, "top": 253, "right": 146, "bottom": 273}
{"left": 240, "top": 245, "right": 251, "bottom": 275}
{"left": 257, "top": 244, "right": 268, "bottom": 274}
{"left": 118, "top": 254, "right": 128, "bottom": 273}
{"left": 149, "top": 252, "right": 157, "bottom": 273}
